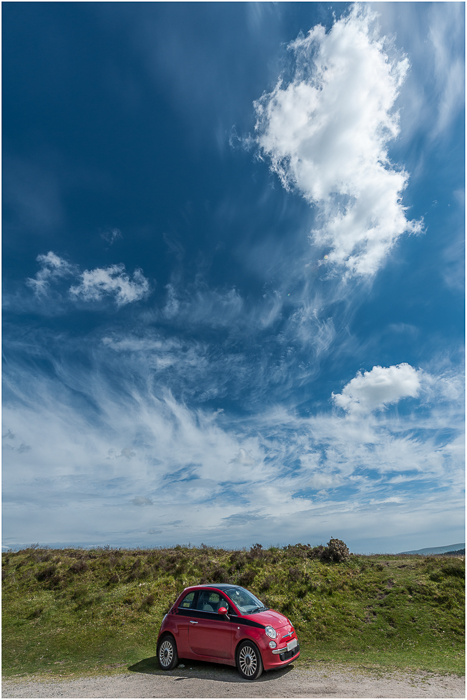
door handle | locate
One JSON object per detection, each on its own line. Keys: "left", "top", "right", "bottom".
{"left": 190, "top": 620, "right": 198, "bottom": 624}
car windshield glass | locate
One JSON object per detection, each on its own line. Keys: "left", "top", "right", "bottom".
{"left": 225, "top": 588, "right": 268, "bottom": 614}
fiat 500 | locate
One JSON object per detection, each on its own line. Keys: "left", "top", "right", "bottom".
{"left": 156, "top": 583, "right": 300, "bottom": 680}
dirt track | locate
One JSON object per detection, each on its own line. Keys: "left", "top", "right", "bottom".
{"left": 2, "top": 664, "right": 465, "bottom": 698}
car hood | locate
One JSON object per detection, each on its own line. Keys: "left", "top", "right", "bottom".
{"left": 242, "top": 608, "right": 289, "bottom": 628}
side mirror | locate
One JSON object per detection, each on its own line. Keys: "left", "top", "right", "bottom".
{"left": 218, "top": 606, "right": 229, "bottom": 617}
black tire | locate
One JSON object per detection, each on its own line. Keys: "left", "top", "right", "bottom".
{"left": 236, "top": 640, "right": 263, "bottom": 680}
{"left": 157, "top": 633, "right": 178, "bottom": 671}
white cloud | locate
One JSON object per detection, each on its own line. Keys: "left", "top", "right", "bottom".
{"left": 374, "top": 2, "right": 464, "bottom": 145}
{"left": 254, "top": 4, "right": 422, "bottom": 278}
{"left": 70, "top": 264, "right": 150, "bottom": 306}
{"left": 2, "top": 329, "right": 463, "bottom": 552}
{"left": 27, "top": 251, "right": 74, "bottom": 296}
{"left": 332, "top": 363, "right": 422, "bottom": 414}
{"left": 427, "top": 4, "right": 464, "bottom": 139}
{"left": 26, "top": 253, "right": 151, "bottom": 308}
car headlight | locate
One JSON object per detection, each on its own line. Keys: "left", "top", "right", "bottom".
{"left": 265, "top": 625, "right": 277, "bottom": 639}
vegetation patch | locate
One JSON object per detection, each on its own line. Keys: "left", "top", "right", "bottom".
{"left": 2, "top": 542, "right": 464, "bottom": 679}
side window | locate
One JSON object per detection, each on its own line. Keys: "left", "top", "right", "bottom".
{"left": 179, "top": 591, "right": 196, "bottom": 609}
{"left": 196, "top": 591, "right": 231, "bottom": 612}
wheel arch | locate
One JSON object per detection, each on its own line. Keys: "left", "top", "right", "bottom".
{"left": 235, "top": 636, "right": 263, "bottom": 660}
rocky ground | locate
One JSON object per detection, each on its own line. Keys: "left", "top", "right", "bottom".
{"left": 2, "top": 663, "right": 465, "bottom": 698}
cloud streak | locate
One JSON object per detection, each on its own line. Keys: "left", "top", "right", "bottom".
{"left": 3, "top": 331, "right": 463, "bottom": 551}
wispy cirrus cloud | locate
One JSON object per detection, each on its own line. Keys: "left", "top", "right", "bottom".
{"left": 26, "top": 251, "right": 75, "bottom": 296}
{"left": 254, "top": 4, "right": 423, "bottom": 278}
{"left": 428, "top": 6, "right": 465, "bottom": 139}
{"left": 3, "top": 329, "right": 463, "bottom": 551}
{"left": 100, "top": 227, "right": 123, "bottom": 247}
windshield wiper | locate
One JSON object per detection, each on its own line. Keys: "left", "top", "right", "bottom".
{"left": 250, "top": 605, "right": 269, "bottom": 613}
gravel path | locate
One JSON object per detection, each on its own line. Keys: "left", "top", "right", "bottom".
{"left": 2, "top": 664, "right": 465, "bottom": 698}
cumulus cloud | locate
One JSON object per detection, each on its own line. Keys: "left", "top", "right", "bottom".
{"left": 332, "top": 363, "right": 422, "bottom": 414}
{"left": 27, "top": 251, "right": 74, "bottom": 296}
{"left": 70, "top": 264, "right": 150, "bottom": 306}
{"left": 26, "top": 252, "right": 150, "bottom": 308}
{"left": 254, "top": 4, "right": 422, "bottom": 278}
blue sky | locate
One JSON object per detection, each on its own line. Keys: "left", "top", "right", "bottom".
{"left": 3, "top": 2, "right": 464, "bottom": 553}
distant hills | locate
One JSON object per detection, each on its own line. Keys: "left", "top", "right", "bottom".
{"left": 400, "top": 543, "right": 465, "bottom": 555}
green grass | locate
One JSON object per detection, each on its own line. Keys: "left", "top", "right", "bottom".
{"left": 2, "top": 544, "right": 464, "bottom": 680}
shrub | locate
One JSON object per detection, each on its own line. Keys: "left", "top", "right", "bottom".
{"left": 441, "top": 563, "right": 465, "bottom": 579}
{"left": 34, "top": 552, "right": 52, "bottom": 563}
{"left": 35, "top": 565, "right": 57, "bottom": 581}
{"left": 238, "top": 569, "right": 256, "bottom": 587}
{"left": 212, "top": 566, "right": 229, "bottom": 581}
{"left": 309, "top": 545, "right": 326, "bottom": 560}
{"left": 288, "top": 566, "right": 302, "bottom": 582}
{"left": 69, "top": 559, "right": 88, "bottom": 574}
{"left": 260, "top": 575, "right": 276, "bottom": 592}
{"left": 140, "top": 593, "right": 155, "bottom": 609}
{"left": 229, "top": 551, "right": 246, "bottom": 570}
{"left": 320, "top": 539, "right": 350, "bottom": 563}
{"left": 248, "top": 543, "right": 264, "bottom": 560}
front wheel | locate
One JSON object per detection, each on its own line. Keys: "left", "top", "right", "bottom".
{"left": 157, "top": 634, "right": 178, "bottom": 671}
{"left": 236, "top": 640, "right": 263, "bottom": 680}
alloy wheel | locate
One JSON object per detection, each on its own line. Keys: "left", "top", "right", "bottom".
{"left": 159, "top": 639, "right": 174, "bottom": 668}
{"left": 238, "top": 644, "right": 258, "bottom": 677}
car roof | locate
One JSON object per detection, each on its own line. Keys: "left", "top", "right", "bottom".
{"left": 187, "top": 583, "right": 244, "bottom": 592}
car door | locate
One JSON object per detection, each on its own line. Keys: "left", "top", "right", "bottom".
{"left": 174, "top": 590, "right": 198, "bottom": 655}
{"left": 188, "top": 590, "right": 234, "bottom": 659}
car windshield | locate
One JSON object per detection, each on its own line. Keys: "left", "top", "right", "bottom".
{"left": 225, "top": 587, "right": 269, "bottom": 614}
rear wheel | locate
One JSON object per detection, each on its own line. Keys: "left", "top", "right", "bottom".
{"left": 236, "top": 640, "right": 263, "bottom": 680}
{"left": 157, "top": 634, "right": 178, "bottom": 671}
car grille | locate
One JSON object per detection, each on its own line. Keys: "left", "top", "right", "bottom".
{"left": 279, "top": 643, "right": 300, "bottom": 662}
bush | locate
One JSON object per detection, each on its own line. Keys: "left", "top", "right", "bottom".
{"left": 309, "top": 545, "right": 326, "bottom": 560}
{"left": 248, "top": 544, "right": 264, "bottom": 560}
{"left": 212, "top": 566, "right": 229, "bottom": 581}
{"left": 288, "top": 566, "right": 302, "bottom": 582}
{"left": 441, "top": 563, "right": 465, "bottom": 579}
{"left": 238, "top": 569, "right": 256, "bottom": 587}
{"left": 228, "top": 551, "right": 246, "bottom": 571}
{"left": 69, "top": 559, "right": 88, "bottom": 574}
{"left": 260, "top": 575, "right": 276, "bottom": 592}
{"left": 35, "top": 565, "right": 57, "bottom": 581}
{"left": 140, "top": 593, "right": 155, "bottom": 609}
{"left": 324, "top": 538, "right": 350, "bottom": 562}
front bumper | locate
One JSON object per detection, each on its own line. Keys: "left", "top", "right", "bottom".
{"left": 272, "top": 642, "right": 300, "bottom": 661}
{"left": 262, "top": 643, "right": 300, "bottom": 671}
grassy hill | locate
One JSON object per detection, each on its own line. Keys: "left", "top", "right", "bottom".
{"left": 2, "top": 544, "right": 464, "bottom": 679}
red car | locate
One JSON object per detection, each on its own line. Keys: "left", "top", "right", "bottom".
{"left": 156, "top": 583, "right": 300, "bottom": 680}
